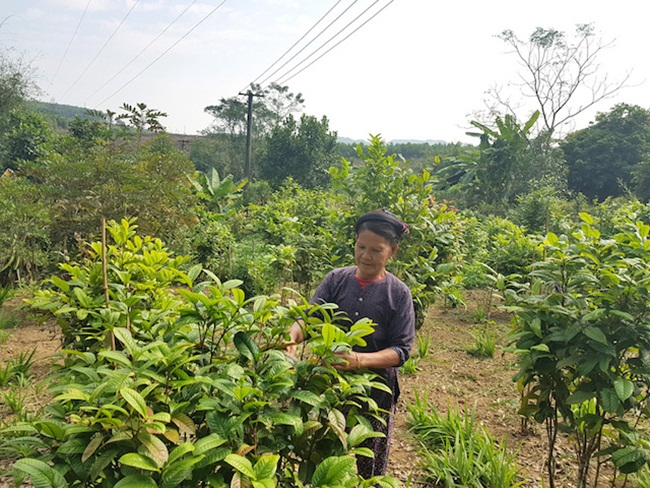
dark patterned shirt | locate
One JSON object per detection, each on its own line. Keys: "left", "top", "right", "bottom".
{"left": 310, "top": 266, "right": 415, "bottom": 366}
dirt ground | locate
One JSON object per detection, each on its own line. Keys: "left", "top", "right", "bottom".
{"left": 0, "top": 290, "right": 634, "bottom": 487}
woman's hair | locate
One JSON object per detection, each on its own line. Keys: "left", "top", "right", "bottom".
{"left": 355, "top": 209, "right": 410, "bottom": 246}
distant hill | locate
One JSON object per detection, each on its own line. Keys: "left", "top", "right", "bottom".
{"left": 30, "top": 100, "right": 97, "bottom": 121}
{"left": 34, "top": 102, "right": 450, "bottom": 146}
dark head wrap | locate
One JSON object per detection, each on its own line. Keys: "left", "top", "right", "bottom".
{"left": 355, "top": 209, "right": 410, "bottom": 243}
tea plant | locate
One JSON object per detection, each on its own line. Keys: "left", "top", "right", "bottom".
{"left": 8, "top": 219, "right": 400, "bottom": 488}
{"left": 505, "top": 212, "right": 650, "bottom": 488}
{"left": 407, "top": 391, "right": 523, "bottom": 487}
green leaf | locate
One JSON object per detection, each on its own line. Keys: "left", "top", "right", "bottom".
{"left": 73, "top": 287, "right": 92, "bottom": 308}
{"left": 138, "top": 431, "right": 169, "bottom": 467}
{"left": 290, "top": 390, "right": 321, "bottom": 407}
{"left": 601, "top": 388, "right": 622, "bottom": 413}
{"left": 119, "top": 453, "right": 160, "bottom": 472}
{"left": 529, "top": 318, "right": 542, "bottom": 338}
{"left": 187, "top": 264, "right": 202, "bottom": 284}
{"left": 347, "top": 423, "right": 383, "bottom": 447}
{"left": 253, "top": 454, "right": 279, "bottom": 480}
{"left": 35, "top": 421, "right": 66, "bottom": 440}
{"left": 225, "top": 453, "right": 255, "bottom": 478}
{"left": 265, "top": 413, "right": 302, "bottom": 428}
{"left": 222, "top": 279, "right": 244, "bottom": 290}
{"left": 614, "top": 379, "right": 635, "bottom": 401}
{"left": 82, "top": 433, "right": 104, "bottom": 462}
{"left": 50, "top": 275, "right": 70, "bottom": 292}
{"left": 234, "top": 331, "right": 259, "bottom": 362}
{"left": 611, "top": 446, "right": 648, "bottom": 474}
{"left": 167, "top": 442, "right": 195, "bottom": 466}
{"left": 531, "top": 344, "right": 550, "bottom": 353}
{"left": 98, "top": 350, "right": 133, "bottom": 368}
{"left": 113, "top": 474, "right": 158, "bottom": 488}
{"left": 578, "top": 212, "right": 594, "bottom": 224}
{"left": 120, "top": 388, "right": 147, "bottom": 417}
{"left": 193, "top": 433, "right": 226, "bottom": 455}
{"left": 161, "top": 457, "right": 204, "bottom": 488}
{"left": 566, "top": 390, "right": 595, "bottom": 405}
{"left": 311, "top": 456, "right": 356, "bottom": 486}
{"left": 583, "top": 327, "right": 608, "bottom": 345}
{"left": 13, "top": 458, "right": 68, "bottom": 488}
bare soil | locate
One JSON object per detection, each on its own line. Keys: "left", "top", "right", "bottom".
{"left": 0, "top": 290, "right": 632, "bottom": 487}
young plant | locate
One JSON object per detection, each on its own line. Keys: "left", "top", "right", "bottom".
{"left": 400, "top": 356, "right": 419, "bottom": 375}
{"left": 467, "top": 324, "right": 497, "bottom": 358}
{"left": 505, "top": 213, "right": 650, "bottom": 488}
{"left": 407, "top": 391, "right": 523, "bottom": 487}
{"left": 416, "top": 331, "right": 432, "bottom": 359}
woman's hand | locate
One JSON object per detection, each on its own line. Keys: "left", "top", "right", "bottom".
{"left": 285, "top": 322, "right": 304, "bottom": 358}
{"left": 333, "top": 351, "right": 362, "bottom": 371}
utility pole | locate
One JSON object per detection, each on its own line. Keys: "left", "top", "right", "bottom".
{"left": 239, "top": 89, "right": 264, "bottom": 179}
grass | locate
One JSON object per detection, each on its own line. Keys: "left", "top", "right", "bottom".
{"left": 416, "top": 332, "right": 432, "bottom": 359}
{"left": 467, "top": 324, "right": 497, "bottom": 358}
{"left": 407, "top": 390, "right": 523, "bottom": 488}
{"left": 0, "top": 310, "right": 18, "bottom": 330}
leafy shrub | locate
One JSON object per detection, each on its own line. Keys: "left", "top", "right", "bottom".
{"left": 504, "top": 211, "right": 650, "bottom": 486}
{"left": 460, "top": 213, "right": 541, "bottom": 288}
{"left": 9, "top": 219, "right": 400, "bottom": 487}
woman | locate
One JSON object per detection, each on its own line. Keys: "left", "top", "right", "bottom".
{"left": 288, "top": 209, "right": 415, "bottom": 479}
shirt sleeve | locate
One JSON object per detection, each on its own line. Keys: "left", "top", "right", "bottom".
{"left": 388, "top": 285, "right": 416, "bottom": 366}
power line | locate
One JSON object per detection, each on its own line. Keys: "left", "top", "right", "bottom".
{"left": 96, "top": 0, "right": 229, "bottom": 107}
{"left": 83, "top": 0, "right": 199, "bottom": 104}
{"left": 243, "top": 0, "right": 344, "bottom": 92}
{"left": 49, "top": 0, "right": 92, "bottom": 88}
{"left": 276, "top": 0, "right": 394, "bottom": 86}
{"left": 60, "top": 0, "right": 140, "bottom": 101}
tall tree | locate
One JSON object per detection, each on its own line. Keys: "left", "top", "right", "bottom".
{"left": 257, "top": 114, "right": 338, "bottom": 188}
{"left": 561, "top": 103, "right": 650, "bottom": 200}
{"left": 0, "top": 47, "right": 37, "bottom": 125}
{"left": 489, "top": 24, "right": 629, "bottom": 137}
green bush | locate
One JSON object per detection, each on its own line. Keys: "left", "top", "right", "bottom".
{"left": 8, "top": 219, "right": 400, "bottom": 487}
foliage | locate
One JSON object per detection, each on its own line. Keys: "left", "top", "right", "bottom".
{"left": 460, "top": 214, "right": 541, "bottom": 289}
{"left": 0, "top": 176, "right": 51, "bottom": 284}
{"left": 28, "top": 133, "right": 197, "bottom": 255}
{"left": 0, "top": 47, "right": 37, "bottom": 127}
{"left": 187, "top": 168, "right": 247, "bottom": 216}
{"left": 407, "top": 392, "right": 523, "bottom": 487}
{"left": 438, "top": 112, "right": 547, "bottom": 209}
{"left": 10, "top": 220, "right": 399, "bottom": 487}
{"left": 329, "top": 135, "right": 463, "bottom": 327}
{"left": 115, "top": 102, "right": 167, "bottom": 146}
{"left": 561, "top": 103, "right": 650, "bottom": 201}
{"left": 188, "top": 134, "right": 248, "bottom": 182}
{"left": 258, "top": 113, "right": 339, "bottom": 188}
{"left": 1, "top": 109, "right": 53, "bottom": 171}
{"left": 203, "top": 83, "right": 304, "bottom": 138}
{"left": 504, "top": 211, "right": 650, "bottom": 487}
{"left": 509, "top": 187, "right": 566, "bottom": 234}
{"left": 467, "top": 324, "right": 497, "bottom": 359}
{"left": 242, "top": 179, "right": 340, "bottom": 296}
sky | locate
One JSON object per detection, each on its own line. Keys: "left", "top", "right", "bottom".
{"left": 1, "top": 0, "right": 649, "bottom": 144}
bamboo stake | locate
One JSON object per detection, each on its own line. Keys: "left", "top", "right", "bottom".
{"left": 102, "top": 217, "right": 115, "bottom": 350}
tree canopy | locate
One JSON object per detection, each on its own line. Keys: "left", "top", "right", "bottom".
{"left": 561, "top": 103, "right": 650, "bottom": 200}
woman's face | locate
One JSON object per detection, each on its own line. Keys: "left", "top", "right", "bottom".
{"left": 354, "top": 229, "right": 398, "bottom": 281}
